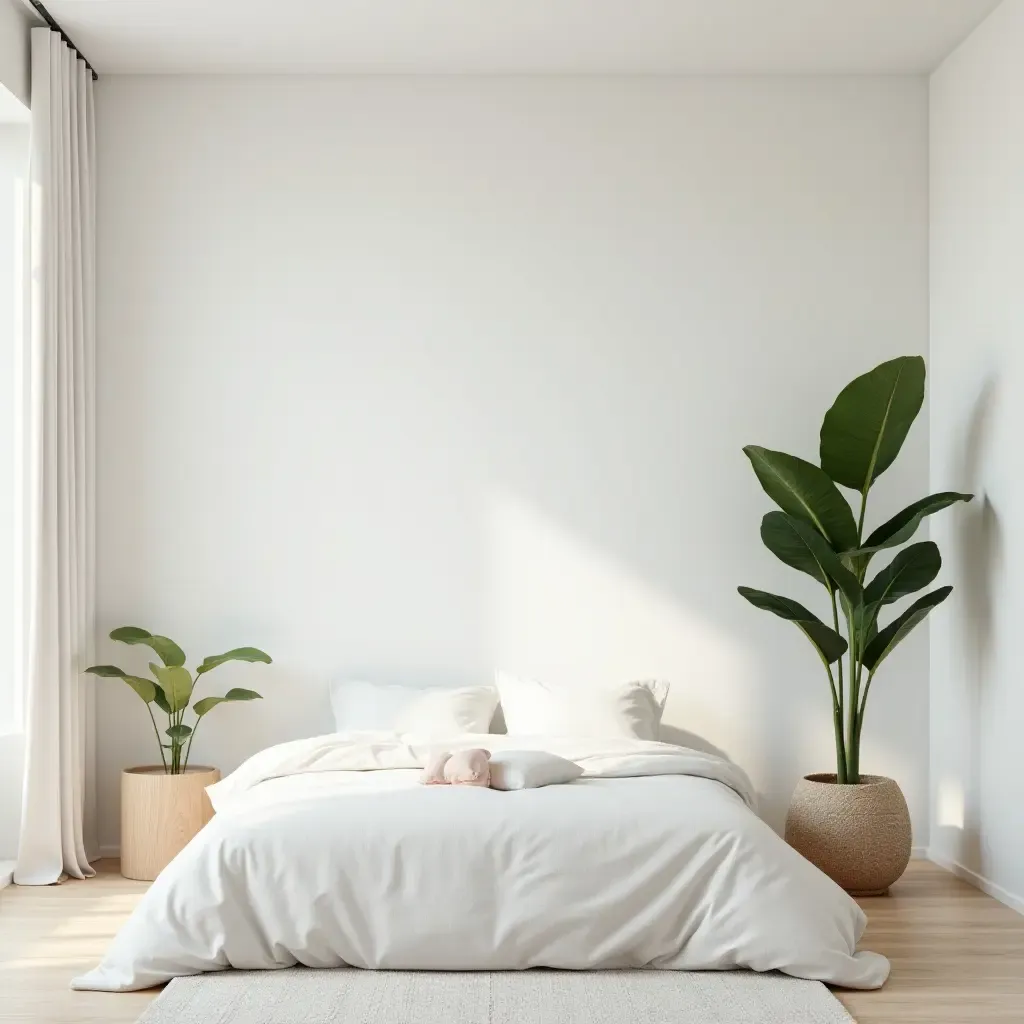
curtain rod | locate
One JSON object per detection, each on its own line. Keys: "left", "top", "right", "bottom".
{"left": 27, "top": 0, "right": 98, "bottom": 80}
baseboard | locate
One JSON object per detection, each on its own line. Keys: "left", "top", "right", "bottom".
{"left": 910, "top": 846, "right": 928, "bottom": 859}
{"left": 927, "top": 849, "right": 1024, "bottom": 916}
{"left": 98, "top": 844, "right": 121, "bottom": 861}
{"left": 0, "top": 860, "right": 14, "bottom": 889}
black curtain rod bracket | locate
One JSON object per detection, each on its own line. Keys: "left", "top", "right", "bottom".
{"left": 27, "top": 0, "right": 98, "bottom": 80}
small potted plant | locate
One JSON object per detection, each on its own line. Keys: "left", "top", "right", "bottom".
{"left": 87, "top": 627, "right": 271, "bottom": 880}
{"left": 739, "top": 356, "right": 971, "bottom": 894}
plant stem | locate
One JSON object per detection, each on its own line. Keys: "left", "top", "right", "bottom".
{"left": 857, "top": 671, "right": 875, "bottom": 725}
{"left": 183, "top": 718, "right": 198, "bottom": 773}
{"left": 844, "top": 487, "right": 871, "bottom": 785}
{"left": 852, "top": 641, "right": 869, "bottom": 781}
{"left": 165, "top": 710, "right": 175, "bottom": 774}
{"left": 856, "top": 489, "right": 869, "bottom": 547}
{"left": 846, "top": 632, "right": 859, "bottom": 783}
{"left": 829, "top": 588, "right": 848, "bottom": 781}
{"left": 170, "top": 703, "right": 183, "bottom": 774}
{"left": 832, "top": 703, "right": 847, "bottom": 784}
{"left": 851, "top": 672, "right": 875, "bottom": 776}
{"left": 147, "top": 704, "right": 168, "bottom": 773}
{"left": 825, "top": 660, "right": 847, "bottom": 783}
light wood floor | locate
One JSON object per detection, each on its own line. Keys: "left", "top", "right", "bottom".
{"left": 1, "top": 860, "right": 1022, "bottom": 1023}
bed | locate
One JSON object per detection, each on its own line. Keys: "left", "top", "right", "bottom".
{"left": 71, "top": 731, "right": 889, "bottom": 992}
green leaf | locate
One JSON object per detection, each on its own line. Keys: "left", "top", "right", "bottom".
{"left": 165, "top": 724, "right": 193, "bottom": 741}
{"left": 84, "top": 664, "right": 157, "bottom": 703}
{"left": 864, "top": 542, "right": 941, "bottom": 609}
{"left": 150, "top": 663, "right": 193, "bottom": 713}
{"left": 760, "top": 512, "right": 862, "bottom": 607}
{"left": 864, "top": 616, "right": 879, "bottom": 646}
{"left": 860, "top": 542, "right": 941, "bottom": 641}
{"left": 85, "top": 663, "right": 129, "bottom": 676}
{"left": 737, "top": 586, "right": 848, "bottom": 664}
{"left": 862, "top": 587, "right": 953, "bottom": 672}
{"left": 108, "top": 626, "right": 151, "bottom": 642}
{"left": 859, "top": 491, "right": 975, "bottom": 554}
{"left": 152, "top": 687, "right": 172, "bottom": 715}
{"left": 760, "top": 512, "right": 829, "bottom": 587}
{"left": 193, "top": 688, "right": 263, "bottom": 717}
{"left": 842, "top": 550, "right": 872, "bottom": 580}
{"left": 743, "top": 447, "right": 858, "bottom": 551}
{"left": 819, "top": 356, "right": 925, "bottom": 492}
{"left": 196, "top": 647, "right": 272, "bottom": 676}
{"left": 110, "top": 626, "right": 186, "bottom": 667}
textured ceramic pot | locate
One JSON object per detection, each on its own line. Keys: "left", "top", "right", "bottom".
{"left": 121, "top": 765, "right": 220, "bottom": 881}
{"left": 784, "top": 773, "right": 912, "bottom": 895}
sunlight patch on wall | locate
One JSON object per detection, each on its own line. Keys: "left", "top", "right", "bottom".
{"left": 487, "top": 491, "right": 757, "bottom": 766}
{"left": 937, "top": 778, "right": 965, "bottom": 830}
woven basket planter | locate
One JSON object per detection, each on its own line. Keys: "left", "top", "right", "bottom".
{"left": 784, "top": 773, "right": 912, "bottom": 895}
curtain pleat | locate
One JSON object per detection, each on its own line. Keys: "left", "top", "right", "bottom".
{"left": 14, "top": 28, "right": 97, "bottom": 885}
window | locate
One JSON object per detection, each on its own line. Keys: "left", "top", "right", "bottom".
{"left": 0, "top": 92, "right": 28, "bottom": 735}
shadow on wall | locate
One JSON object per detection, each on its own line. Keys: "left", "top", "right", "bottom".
{"left": 659, "top": 725, "right": 731, "bottom": 762}
{"left": 487, "top": 490, "right": 765, "bottom": 798}
{"left": 944, "top": 376, "right": 1002, "bottom": 874}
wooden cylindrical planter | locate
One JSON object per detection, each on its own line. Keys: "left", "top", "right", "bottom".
{"left": 121, "top": 765, "right": 220, "bottom": 881}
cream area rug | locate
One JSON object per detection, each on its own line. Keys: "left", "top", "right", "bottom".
{"left": 136, "top": 968, "right": 855, "bottom": 1023}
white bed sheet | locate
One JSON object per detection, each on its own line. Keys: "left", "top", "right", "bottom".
{"left": 72, "top": 733, "right": 889, "bottom": 992}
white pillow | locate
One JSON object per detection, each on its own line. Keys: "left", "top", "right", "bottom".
{"left": 329, "top": 680, "right": 498, "bottom": 736}
{"left": 488, "top": 750, "right": 584, "bottom": 791}
{"left": 495, "top": 673, "right": 670, "bottom": 741}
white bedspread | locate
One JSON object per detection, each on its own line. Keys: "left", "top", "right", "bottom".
{"left": 71, "top": 733, "right": 889, "bottom": 992}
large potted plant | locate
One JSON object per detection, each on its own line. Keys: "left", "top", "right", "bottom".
{"left": 87, "top": 627, "right": 271, "bottom": 880}
{"left": 739, "top": 356, "right": 971, "bottom": 894}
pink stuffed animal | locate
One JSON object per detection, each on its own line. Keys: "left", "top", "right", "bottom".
{"left": 420, "top": 748, "right": 491, "bottom": 787}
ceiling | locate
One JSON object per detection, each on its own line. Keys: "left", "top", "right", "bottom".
{"left": 41, "top": 0, "right": 1000, "bottom": 76}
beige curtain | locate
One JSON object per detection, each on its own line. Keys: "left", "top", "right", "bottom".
{"left": 15, "top": 27, "right": 97, "bottom": 885}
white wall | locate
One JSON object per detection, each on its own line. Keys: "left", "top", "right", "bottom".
{"left": 0, "top": 0, "right": 31, "bottom": 107}
{"left": 929, "top": 0, "right": 1024, "bottom": 910}
{"left": 94, "top": 75, "right": 930, "bottom": 851}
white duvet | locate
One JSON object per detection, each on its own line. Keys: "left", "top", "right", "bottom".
{"left": 72, "top": 733, "right": 889, "bottom": 992}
